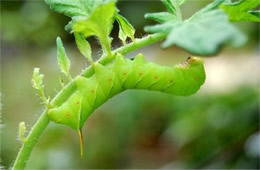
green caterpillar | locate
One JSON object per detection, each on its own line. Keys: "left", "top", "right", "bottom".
{"left": 48, "top": 54, "right": 205, "bottom": 130}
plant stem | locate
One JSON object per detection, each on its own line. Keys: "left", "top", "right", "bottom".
{"left": 82, "top": 33, "right": 167, "bottom": 77}
{"left": 12, "top": 33, "right": 166, "bottom": 169}
{"left": 13, "top": 111, "right": 50, "bottom": 169}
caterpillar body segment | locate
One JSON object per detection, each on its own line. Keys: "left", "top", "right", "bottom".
{"left": 48, "top": 54, "right": 206, "bottom": 130}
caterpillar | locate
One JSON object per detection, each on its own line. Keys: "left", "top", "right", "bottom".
{"left": 48, "top": 54, "right": 206, "bottom": 131}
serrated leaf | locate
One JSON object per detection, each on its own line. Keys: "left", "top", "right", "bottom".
{"left": 56, "top": 37, "right": 71, "bottom": 79}
{"left": 116, "top": 14, "right": 135, "bottom": 44}
{"left": 145, "top": 0, "right": 246, "bottom": 56}
{"left": 73, "top": 1, "right": 117, "bottom": 55}
{"left": 44, "top": 0, "right": 101, "bottom": 18}
{"left": 74, "top": 33, "right": 92, "bottom": 63}
{"left": 32, "top": 68, "right": 49, "bottom": 105}
{"left": 220, "top": 0, "right": 260, "bottom": 22}
{"left": 162, "top": 10, "right": 247, "bottom": 55}
{"left": 32, "top": 68, "right": 44, "bottom": 90}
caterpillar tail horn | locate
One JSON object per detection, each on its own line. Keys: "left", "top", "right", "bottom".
{"left": 78, "top": 129, "right": 84, "bottom": 158}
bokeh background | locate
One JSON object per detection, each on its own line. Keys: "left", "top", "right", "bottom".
{"left": 1, "top": 0, "right": 259, "bottom": 169}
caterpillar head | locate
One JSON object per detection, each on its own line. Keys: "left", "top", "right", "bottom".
{"left": 177, "top": 56, "right": 204, "bottom": 68}
{"left": 187, "top": 56, "right": 204, "bottom": 65}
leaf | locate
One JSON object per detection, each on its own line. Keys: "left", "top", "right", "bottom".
{"left": 44, "top": 0, "right": 101, "bottom": 18}
{"left": 249, "top": 10, "right": 260, "bottom": 18}
{"left": 73, "top": 1, "right": 117, "bottom": 55}
{"left": 145, "top": 0, "right": 247, "bottom": 56}
{"left": 220, "top": 0, "right": 260, "bottom": 22}
{"left": 74, "top": 33, "right": 93, "bottom": 63}
{"left": 56, "top": 37, "right": 71, "bottom": 79}
{"left": 19, "top": 122, "right": 26, "bottom": 143}
{"left": 145, "top": 12, "right": 178, "bottom": 23}
{"left": 32, "top": 68, "right": 50, "bottom": 105}
{"left": 32, "top": 68, "right": 44, "bottom": 90}
{"left": 174, "top": 0, "right": 188, "bottom": 6}
{"left": 163, "top": 10, "right": 247, "bottom": 55}
{"left": 161, "top": 0, "right": 176, "bottom": 14}
{"left": 161, "top": 0, "right": 183, "bottom": 19}
{"left": 116, "top": 14, "right": 135, "bottom": 44}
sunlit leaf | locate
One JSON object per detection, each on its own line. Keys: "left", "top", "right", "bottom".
{"left": 44, "top": 0, "right": 101, "bottom": 17}
{"left": 220, "top": 0, "right": 260, "bottom": 22}
{"left": 74, "top": 33, "right": 93, "bottom": 63}
{"left": 73, "top": 1, "right": 117, "bottom": 55}
{"left": 116, "top": 14, "right": 135, "bottom": 44}
{"left": 56, "top": 37, "right": 71, "bottom": 79}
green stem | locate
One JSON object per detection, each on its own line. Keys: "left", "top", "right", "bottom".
{"left": 12, "top": 33, "right": 166, "bottom": 169}
{"left": 82, "top": 33, "right": 167, "bottom": 77}
{"left": 13, "top": 111, "right": 50, "bottom": 169}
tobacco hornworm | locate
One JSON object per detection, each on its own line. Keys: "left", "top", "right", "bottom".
{"left": 48, "top": 54, "right": 205, "bottom": 130}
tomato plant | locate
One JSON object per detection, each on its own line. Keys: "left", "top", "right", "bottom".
{"left": 7, "top": 0, "right": 259, "bottom": 169}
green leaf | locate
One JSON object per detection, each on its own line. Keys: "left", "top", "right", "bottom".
{"left": 145, "top": 0, "right": 246, "bottom": 56}
{"left": 163, "top": 10, "right": 246, "bottom": 55}
{"left": 145, "top": 12, "right": 178, "bottom": 23}
{"left": 74, "top": 33, "right": 93, "bottom": 64}
{"left": 44, "top": 0, "right": 101, "bottom": 18}
{"left": 161, "top": 0, "right": 183, "bottom": 19}
{"left": 249, "top": 10, "right": 260, "bottom": 18}
{"left": 116, "top": 14, "right": 135, "bottom": 44}
{"left": 56, "top": 37, "right": 71, "bottom": 80}
{"left": 162, "top": 0, "right": 176, "bottom": 14}
{"left": 174, "top": 0, "right": 188, "bottom": 6}
{"left": 73, "top": 1, "right": 117, "bottom": 55}
{"left": 19, "top": 122, "right": 26, "bottom": 143}
{"left": 220, "top": 0, "right": 260, "bottom": 22}
{"left": 32, "top": 68, "right": 50, "bottom": 106}
{"left": 32, "top": 68, "right": 44, "bottom": 90}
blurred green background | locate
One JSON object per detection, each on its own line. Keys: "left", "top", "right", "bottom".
{"left": 1, "top": 0, "right": 259, "bottom": 169}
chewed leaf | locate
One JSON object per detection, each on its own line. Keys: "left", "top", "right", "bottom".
{"left": 145, "top": 0, "right": 247, "bottom": 56}
{"left": 44, "top": 0, "right": 102, "bottom": 18}
{"left": 162, "top": 10, "right": 247, "bottom": 55}
{"left": 74, "top": 33, "right": 93, "bottom": 64}
{"left": 32, "top": 68, "right": 44, "bottom": 90}
{"left": 116, "top": 14, "right": 135, "bottom": 44}
{"left": 220, "top": 0, "right": 260, "bottom": 22}
{"left": 73, "top": 1, "right": 117, "bottom": 55}
{"left": 56, "top": 37, "right": 71, "bottom": 80}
